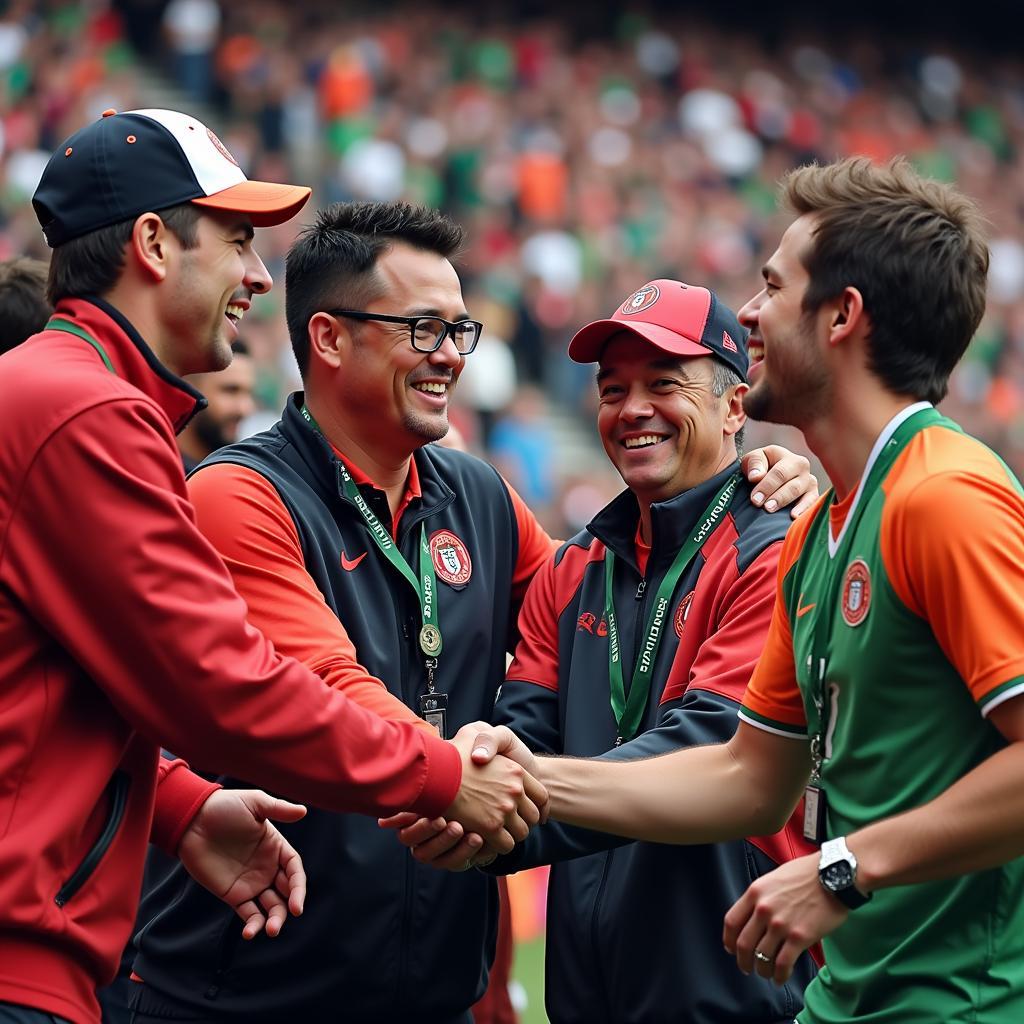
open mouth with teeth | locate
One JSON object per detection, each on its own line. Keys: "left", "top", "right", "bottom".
{"left": 225, "top": 303, "right": 246, "bottom": 325}
{"left": 622, "top": 434, "right": 667, "bottom": 450}
{"left": 412, "top": 382, "right": 448, "bottom": 395}
{"left": 747, "top": 338, "right": 765, "bottom": 365}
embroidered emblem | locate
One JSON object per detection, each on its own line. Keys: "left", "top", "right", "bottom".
{"left": 722, "top": 331, "right": 738, "bottom": 352}
{"left": 620, "top": 284, "right": 660, "bottom": 316}
{"left": 673, "top": 590, "right": 695, "bottom": 638}
{"left": 841, "top": 559, "right": 871, "bottom": 627}
{"left": 206, "top": 127, "right": 240, "bottom": 167}
{"left": 429, "top": 529, "right": 472, "bottom": 587}
{"left": 577, "top": 612, "right": 596, "bottom": 634}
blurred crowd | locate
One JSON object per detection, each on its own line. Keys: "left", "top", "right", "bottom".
{"left": 4, "top": 0, "right": 1024, "bottom": 534}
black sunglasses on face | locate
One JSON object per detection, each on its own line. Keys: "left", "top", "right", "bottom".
{"left": 326, "top": 310, "right": 484, "bottom": 354}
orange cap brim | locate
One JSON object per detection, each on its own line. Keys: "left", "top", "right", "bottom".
{"left": 191, "top": 180, "right": 312, "bottom": 226}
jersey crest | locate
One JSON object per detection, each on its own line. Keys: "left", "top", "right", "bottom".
{"left": 673, "top": 590, "right": 695, "bottom": 638}
{"left": 841, "top": 558, "right": 871, "bottom": 627}
{"left": 430, "top": 529, "right": 472, "bottom": 587}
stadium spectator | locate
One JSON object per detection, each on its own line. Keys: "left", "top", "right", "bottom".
{"left": 178, "top": 338, "right": 256, "bottom": 471}
{"left": 0, "top": 256, "right": 49, "bottom": 354}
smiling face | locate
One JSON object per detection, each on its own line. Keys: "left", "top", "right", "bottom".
{"left": 164, "top": 208, "right": 271, "bottom": 376}
{"left": 330, "top": 242, "right": 468, "bottom": 456}
{"left": 738, "top": 214, "right": 832, "bottom": 428}
{"left": 596, "top": 333, "right": 744, "bottom": 504}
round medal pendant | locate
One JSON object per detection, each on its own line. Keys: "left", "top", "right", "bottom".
{"left": 419, "top": 623, "right": 442, "bottom": 656}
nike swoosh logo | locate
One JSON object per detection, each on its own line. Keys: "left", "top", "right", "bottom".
{"left": 340, "top": 550, "right": 367, "bottom": 572}
{"left": 796, "top": 595, "right": 816, "bottom": 618}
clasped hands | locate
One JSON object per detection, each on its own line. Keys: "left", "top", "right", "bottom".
{"left": 379, "top": 722, "right": 543, "bottom": 870}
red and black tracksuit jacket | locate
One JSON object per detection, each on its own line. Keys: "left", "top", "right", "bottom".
{"left": 129, "top": 396, "right": 545, "bottom": 1023}
{"left": 489, "top": 465, "right": 819, "bottom": 1024}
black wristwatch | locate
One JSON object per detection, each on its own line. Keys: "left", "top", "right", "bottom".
{"left": 818, "top": 837, "right": 872, "bottom": 910}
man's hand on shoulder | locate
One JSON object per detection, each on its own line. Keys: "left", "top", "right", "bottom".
{"left": 743, "top": 445, "right": 818, "bottom": 519}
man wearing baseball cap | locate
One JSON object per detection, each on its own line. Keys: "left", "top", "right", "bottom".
{"left": 0, "top": 109, "right": 546, "bottom": 1024}
{"left": 392, "top": 280, "right": 819, "bottom": 1022}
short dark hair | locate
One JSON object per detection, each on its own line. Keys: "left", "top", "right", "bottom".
{"left": 46, "top": 202, "right": 202, "bottom": 305}
{"left": 0, "top": 257, "right": 51, "bottom": 355}
{"left": 781, "top": 157, "right": 989, "bottom": 404}
{"left": 710, "top": 360, "right": 745, "bottom": 453}
{"left": 285, "top": 201, "right": 465, "bottom": 375}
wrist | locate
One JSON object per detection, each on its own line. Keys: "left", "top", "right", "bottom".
{"left": 818, "top": 835, "right": 873, "bottom": 909}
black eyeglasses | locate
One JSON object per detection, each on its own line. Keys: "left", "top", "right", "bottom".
{"left": 326, "top": 310, "right": 484, "bottom": 354}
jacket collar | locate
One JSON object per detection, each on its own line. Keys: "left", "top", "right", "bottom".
{"left": 51, "top": 296, "right": 206, "bottom": 434}
{"left": 279, "top": 393, "right": 455, "bottom": 529}
{"left": 588, "top": 461, "right": 742, "bottom": 572}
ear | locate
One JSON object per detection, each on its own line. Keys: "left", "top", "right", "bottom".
{"left": 722, "top": 381, "right": 748, "bottom": 441}
{"left": 826, "top": 286, "right": 867, "bottom": 348}
{"left": 307, "top": 311, "right": 353, "bottom": 371}
{"left": 129, "top": 212, "right": 173, "bottom": 284}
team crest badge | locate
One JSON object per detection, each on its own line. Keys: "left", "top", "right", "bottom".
{"left": 674, "top": 591, "right": 695, "bottom": 638}
{"left": 841, "top": 559, "right": 871, "bottom": 627}
{"left": 620, "top": 284, "right": 660, "bottom": 316}
{"left": 430, "top": 530, "right": 472, "bottom": 587}
{"left": 207, "top": 127, "right": 240, "bottom": 167}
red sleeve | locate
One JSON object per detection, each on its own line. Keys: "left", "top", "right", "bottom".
{"left": 674, "top": 541, "right": 783, "bottom": 704}
{"left": 150, "top": 758, "right": 221, "bottom": 855}
{"left": 188, "top": 463, "right": 434, "bottom": 735}
{"left": 506, "top": 548, "right": 572, "bottom": 692}
{"left": 5, "top": 399, "right": 460, "bottom": 817}
{"left": 504, "top": 476, "right": 560, "bottom": 622}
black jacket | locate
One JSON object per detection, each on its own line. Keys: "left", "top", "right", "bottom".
{"left": 130, "top": 395, "right": 533, "bottom": 1023}
{"left": 490, "top": 466, "right": 818, "bottom": 1024}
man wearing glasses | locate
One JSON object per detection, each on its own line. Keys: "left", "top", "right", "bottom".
{"left": 122, "top": 201, "right": 816, "bottom": 1023}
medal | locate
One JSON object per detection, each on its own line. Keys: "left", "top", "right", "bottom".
{"left": 419, "top": 623, "right": 442, "bottom": 656}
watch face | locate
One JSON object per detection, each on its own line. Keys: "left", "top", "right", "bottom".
{"left": 822, "top": 861, "right": 854, "bottom": 892}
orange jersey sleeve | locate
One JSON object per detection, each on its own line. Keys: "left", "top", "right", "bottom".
{"left": 881, "top": 428, "right": 1024, "bottom": 713}
{"left": 187, "top": 462, "right": 434, "bottom": 735}
{"left": 739, "top": 499, "right": 825, "bottom": 738}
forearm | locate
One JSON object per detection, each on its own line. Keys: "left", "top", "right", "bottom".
{"left": 852, "top": 741, "right": 1024, "bottom": 893}
{"left": 537, "top": 741, "right": 787, "bottom": 844}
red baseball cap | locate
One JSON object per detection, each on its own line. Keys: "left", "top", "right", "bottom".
{"left": 568, "top": 279, "right": 749, "bottom": 381}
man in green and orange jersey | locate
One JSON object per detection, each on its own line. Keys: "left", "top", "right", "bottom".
{"left": 456, "top": 157, "right": 1024, "bottom": 1023}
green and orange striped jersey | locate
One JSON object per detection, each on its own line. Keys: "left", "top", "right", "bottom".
{"left": 741, "top": 403, "right": 1024, "bottom": 1024}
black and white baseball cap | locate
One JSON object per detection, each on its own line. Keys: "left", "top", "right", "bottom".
{"left": 32, "top": 108, "right": 312, "bottom": 247}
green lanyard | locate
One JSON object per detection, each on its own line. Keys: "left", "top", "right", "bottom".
{"left": 805, "top": 404, "right": 941, "bottom": 779}
{"left": 300, "top": 404, "right": 442, "bottom": 667}
{"left": 605, "top": 472, "right": 740, "bottom": 742}
{"left": 45, "top": 318, "right": 116, "bottom": 373}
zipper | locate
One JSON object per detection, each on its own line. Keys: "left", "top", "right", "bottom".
{"left": 56, "top": 771, "right": 130, "bottom": 907}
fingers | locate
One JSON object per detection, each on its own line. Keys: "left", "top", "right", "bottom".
{"left": 412, "top": 832, "right": 485, "bottom": 871}
{"left": 243, "top": 790, "right": 307, "bottom": 824}
{"left": 522, "top": 770, "right": 549, "bottom": 825}
{"left": 279, "top": 839, "right": 306, "bottom": 918}
{"left": 789, "top": 480, "right": 819, "bottom": 520}
{"left": 747, "top": 447, "right": 813, "bottom": 514}
{"left": 394, "top": 817, "right": 450, "bottom": 847}
{"left": 258, "top": 885, "right": 288, "bottom": 939}
{"left": 378, "top": 811, "right": 421, "bottom": 831}
{"left": 236, "top": 898, "right": 266, "bottom": 940}
{"left": 741, "top": 448, "right": 768, "bottom": 482}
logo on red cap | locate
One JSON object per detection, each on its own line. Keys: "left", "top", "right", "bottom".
{"left": 620, "top": 284, "right": 660, "bottom": 316}
{"left": 207, "top": 128, "right": 239, "bottom": 167}
{"left": 722, "top": 331, "right": 738, "bottom": 352}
